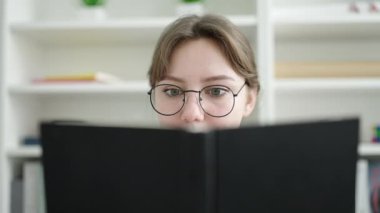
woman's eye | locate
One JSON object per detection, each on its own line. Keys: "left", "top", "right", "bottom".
{"left": 206, "top": 87, "right": 228, "bottom": 97}
{"left": 164, "top": 88, "right": 182, "bottom": 97}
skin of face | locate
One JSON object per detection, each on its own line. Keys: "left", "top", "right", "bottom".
{"left": 156, "top": 38, "right": 257, "bottom": 129}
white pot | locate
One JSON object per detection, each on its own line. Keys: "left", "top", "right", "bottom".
{"left": 176, "top": 2, "right": 205, "bottom": 16}
{"left": 78, "top": 6, "right": 107, "bottom": 21}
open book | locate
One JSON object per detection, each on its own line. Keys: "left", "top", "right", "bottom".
{"left": 41, "top": 118, "right": 358, "bottom": 213}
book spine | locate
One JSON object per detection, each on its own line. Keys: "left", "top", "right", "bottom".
{"left": 178, "top": 132, "right": 216, "bottom": 213}
{"left": 373, "top": 125, "right": 380, "bottom": 143}
{"left": 23, "top": 137, "right": 41, "bottom": 145}
{"left": 11, "top": 178, "right": 23, "bottom": 213}
{"left": 356, "top": 159, "right": 370, "bottom": 213}
{"left": 368, "top": 161, "right": 380, "bottom": 213}
{"left": 203, "top": 132, "right": 217, "bottom": 213}
{"left": 23, "top": 161, "right": 46, "bottom": 213}
{"left": 23, "top": 161, "right": 38, "bottom": 213}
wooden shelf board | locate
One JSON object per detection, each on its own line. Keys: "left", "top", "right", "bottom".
{"left": 7, "top": 146, "right": 42, "bottom": 158}
{"left": 7, "top": 143, "right": 377, "bottom": 158}
{"left": 274, "top": 13, "right": 380, "bottom": 40}
{"left": 10, "top": 15, "right": 257, "bottom": 44}
{"left": 8, "top": 81, "right": 150, "bottom": 95}
{"left": 359, "top": 143, "right": 380, "bottom": 157}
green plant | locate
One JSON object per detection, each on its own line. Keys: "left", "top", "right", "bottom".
{"left": 182, "top": 0, "right": 203, "bottom": 3}
{"left": 82, "top": 0, "right": 105, "bottom": 7}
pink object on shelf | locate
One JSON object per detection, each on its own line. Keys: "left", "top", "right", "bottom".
{"left": 349, "top": 2, "right": 360, "bottom": 13}
{"left": 369, "top": 2, "right": 379, "bottom": 13}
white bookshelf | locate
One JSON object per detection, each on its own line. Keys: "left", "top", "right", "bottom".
{"left": 0, "top": 1, "right": 268, "bottom": 212}
{"left": 272, "top": 0, "right": 380, "bottom": 144}
{"left": 1, "top": 0, "right": 380, "bottom": 213}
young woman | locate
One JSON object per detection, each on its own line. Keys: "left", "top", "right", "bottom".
{"left": 147, "top": 14, "right": 260, "bottom": 129}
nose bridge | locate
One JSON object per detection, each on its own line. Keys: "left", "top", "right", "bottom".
{"left": 183, "top": 90, "right": 200, "bottom": 104}
{"left": 183, "top": 90, "right": 200, "bottom": 103}
{"left": 183, "top": 90, "right": 200, "bottom": 96}
{"left": 180, "top": 90, "right": 204, "bottom": 122}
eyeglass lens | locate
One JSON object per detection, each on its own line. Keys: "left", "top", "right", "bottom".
{"left": 150, "top": 84, "right": 236, "bottom": 117}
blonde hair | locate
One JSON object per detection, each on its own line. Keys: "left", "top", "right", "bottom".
{"left": 148, "top": 14, "right": 260, "bottom": 92}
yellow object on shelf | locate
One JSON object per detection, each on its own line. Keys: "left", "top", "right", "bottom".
{"left": 33, "top": 72, "right": 124, "bottom": 83}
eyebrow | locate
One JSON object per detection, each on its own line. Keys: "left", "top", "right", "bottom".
{"left": 163, "top": 75, "right": 185, "bottom": 83}
{"left": 163, "top": 75, "right": 235, "bottom": 84}
{"left": 201, "top": 75, "right": 236, "bottom": 83}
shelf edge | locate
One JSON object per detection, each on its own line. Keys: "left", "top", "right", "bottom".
{"left": 7, "top": 143, "right": 379, "bottom": 158}
{"left": 7, "top": 146, "right": 42, "bottom": 158}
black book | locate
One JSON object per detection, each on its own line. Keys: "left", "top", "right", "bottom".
{"left": 41, "top": 118, "right": 359, "bottom": 213}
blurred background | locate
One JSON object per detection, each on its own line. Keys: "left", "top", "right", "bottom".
{"left": 0, "top": 0, "right": 380, "bottom": 213}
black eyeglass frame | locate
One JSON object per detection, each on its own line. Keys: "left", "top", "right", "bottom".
{"left": 147, "top": 82, "right": 247, "bottom": 118}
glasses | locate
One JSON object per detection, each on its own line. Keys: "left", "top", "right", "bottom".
{"left": 147, "top": 82, "right": 246, "bottom": 117}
